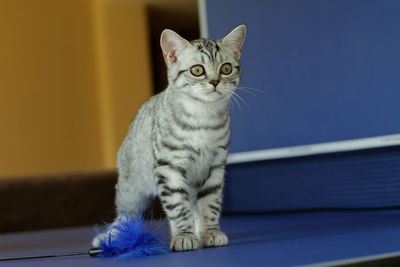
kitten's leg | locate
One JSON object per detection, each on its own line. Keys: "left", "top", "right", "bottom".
{"left": 197, "top": 165, "right": 228, "bottom": 247}
{"left": 155, "top": 162, "right": 200, "bottom": 252}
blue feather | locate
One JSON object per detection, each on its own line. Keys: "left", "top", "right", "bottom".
{"left": 95, "top": 213, "right": 168, "bottom": 260}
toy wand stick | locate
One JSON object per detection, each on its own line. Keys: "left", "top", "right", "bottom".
{"left": 0, "top": 248, "right": 103, "bottom": 261}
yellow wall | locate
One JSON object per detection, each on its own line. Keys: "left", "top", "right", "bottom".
{"left": 0, "top": 0, "right": 152, "bottom": 177}
{"left": 93, "top": 0, "right": 153, "bottom": 168}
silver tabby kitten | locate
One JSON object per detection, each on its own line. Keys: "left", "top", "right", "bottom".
{"left": 93, "top": 25, "right": 246, "bottom": 251}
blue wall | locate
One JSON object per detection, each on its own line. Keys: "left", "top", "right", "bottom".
{"left": 206, "top": 0, "right": 400, "bottom": 153}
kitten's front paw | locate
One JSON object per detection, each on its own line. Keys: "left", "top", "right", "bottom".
{"left": 202, "top": 231, "right": 228, "bottom": 247}
{"left": 170, "top": 234, "right": 200, "bottom": 252}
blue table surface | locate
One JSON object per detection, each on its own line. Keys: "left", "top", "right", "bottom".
{"left": 1, "top": 210, "right": 400, "bottom": 266}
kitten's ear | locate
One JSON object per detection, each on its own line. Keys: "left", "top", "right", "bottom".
{"left": 160, "top": 29, "right": 191, "bottom": 63}
{"left": 222, "top": 24, "right": 247, "bottom": 59}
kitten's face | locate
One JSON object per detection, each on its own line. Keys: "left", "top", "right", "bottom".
{"left": 161, "top": 25, "right": 247, "bottom": 103}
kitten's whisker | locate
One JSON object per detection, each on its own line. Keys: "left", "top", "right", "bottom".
{"left": 236, "top": 87, "right": 258, "bottom": 97}
{"left": 227, "top": 96, "right": 235, "bottom": 110}
{"left": 237, "top": 86, "right": 265, "bottom": 94}
{"left": 229, "top": 93, "right": 242, "bottom": 110}
{"left": 231, "top": 91, "right": 248, "bottom": 106}
{"left": 232, "top": 96, "right": 242, "bottom": 110}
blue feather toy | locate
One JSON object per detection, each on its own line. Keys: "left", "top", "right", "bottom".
{"left": 93, "top": 213, "right": 168, "bottom": 260}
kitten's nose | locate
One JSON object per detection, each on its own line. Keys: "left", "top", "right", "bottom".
{"left": 209, "top": 80, "right": 220, "bottom": 87}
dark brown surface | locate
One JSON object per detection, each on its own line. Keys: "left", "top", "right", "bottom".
{"left": 0, "top": 171, "right": 117, "bottom": 232}
{"left": 0, "top": 170, "right": 118, "bottom": 233}
{"left": 1, "top": 170, "right": 164, "bottom": 233}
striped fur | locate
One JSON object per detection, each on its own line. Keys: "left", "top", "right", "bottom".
{"left": 96, "top": 25, "right": 246, "bottom": 252}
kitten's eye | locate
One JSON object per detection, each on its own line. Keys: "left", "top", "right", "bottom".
{"left": 190, "top": 65, "right": 205, "bottom": 77}
{"left": 220, "top": 63, "right": 232, "bottom": 75}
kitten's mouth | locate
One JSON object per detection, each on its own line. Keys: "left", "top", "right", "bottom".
{"left": 207, "top": 89, "right": 222, "bottom": 95}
